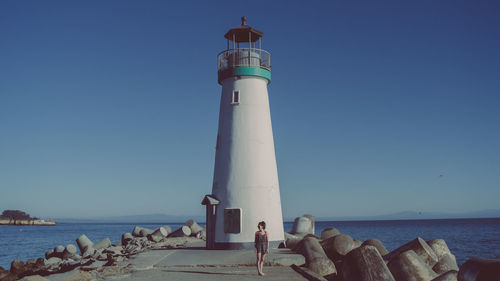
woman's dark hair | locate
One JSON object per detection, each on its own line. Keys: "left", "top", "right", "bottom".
{"left": 258, "top": 221, "right": 266, "bottom": 230}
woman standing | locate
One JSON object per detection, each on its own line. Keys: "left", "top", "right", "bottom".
{"left": 254, "top": 221, "right": 269, "bottom": 276}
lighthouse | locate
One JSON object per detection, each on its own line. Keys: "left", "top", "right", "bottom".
{"left": 202, "top": 17, "right": 285, "bottom": 249}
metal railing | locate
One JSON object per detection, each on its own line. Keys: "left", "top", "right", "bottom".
{"left": 217, "top": 48, "right": 271, "bottom": 72}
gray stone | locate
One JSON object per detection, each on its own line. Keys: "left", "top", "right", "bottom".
{"left": 10, "top": 260, "right": 25, "bottom": 275}
{"left": 384, "top": 237, "right": 439, "bottom": 267}
{"left": 321, "top": 233, "right": 356, "bottom": 261}
{"left": 168, "top": 225, "right": 192, "bottom": 237}
{"left": 432, "top": 270, "right": 458, "bottom": 281}
{"left": 139, "top": 228, "right": 154, "bottom": 237}
{"left": 76, "top": 234, "right": 93, "bottom": 254}
{"left": 20, "top": 275, "right": 50, "bottom": 281}
{"left": 301, "top": 237, "right": 337, "bottom": 276}
{"left": 284, "top": 232, "right": 303, "bottom": 250}
{"left": 81, "top": 245, "right": 95, "bottom": 258}
{"left": 433, "top": 253, "right": 459, "bottom": 275}
{"left": 44, "top": 249, "right": 54, "bottom": 259}
{"left": 92, "top": 238, "right": 111, "bottom": 250}
{"left": 53, "top": 245, "right": 65, "bottom": 258}
{"left": 353, "top": 239, "right": 362, "bottom": 248}
{"left": 121, "top": 232, "right": 133, "bottom": 245}
{"left": 45, "top": 257, "right": 61, "bottom": 265}
{"left": 303, "top": 214, "right": 315, "bottom": 234}
{"left": 362, "top": 238, "right": 389, "bottom": 256}
{"left": 103, "top": 246, "right": 123, "bottom": 255}
{"left": 428, "top": 239, "right": 453, "bottom": 260}
{"left": 291, "top": 216, "right": 313, "bottom": 235}
{"left": 320, "top": 227, "right": 340, "bottom": 240}
{"left": 148, "top": 234, "right": 164, "bottom": 243}
{"left": 152, "top": 227, "right": 169, "bottom": 237}
{"left": 387, "top": 250, "right": 438, "bottom": 281}
{"left": 342, "top": 245, "right": 395, "bottom": 281}
{"left": 185, "top": 220, "right": 203, "bottom": 235}
{"left": 162, "top": 225, "right": 172, "bottom": 234}
{"left": 62, "top": 244, "right": 77, "bottom": 259}
{"left": 132, "top": 226, "right": 144, "bottom": 237}
{"left": 458, "top": 258, "right": 500, "bottom": 281}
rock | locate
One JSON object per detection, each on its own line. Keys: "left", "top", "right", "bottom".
{"left": 353, "top": 239, "right": 362, "bottom": 248}
{"left": 92, "top": 238, "right": 111, "bottom": 250}
{"left": 185, "top": 220, "right": 203, "bottom": 235}
{"left": 147, "top": 234, "right": 163, "bottom": 243}
{"left": 20, "top": 275, "right": 50, "bottom": 281}
{"left": 45, "top": 257, "right": 62, "bottom": 266}
{"left": 161, "top": 225, "right": 172, "bottom": 234}
{"left": 10, "top": 260, "right": 25, "bottom": 276}
{"left": 458, "top": 258, "right": 500, "bottom": 281}
{"left": 121, "top": 233, "right": 133, "bottom": 245}
{"left": 303, "top": 214, "right": 315, "bottom": 234}
{"left": 384, "top": 237, "right": 439, "bottom": 267}
{"left": 103, "top": 246, "right": 123, "bottom": 255}
{"left": 24, "top": 258, "right": 45, "bottom": 276}
{"left": 196, "top": 230, "right": 206, "bottom": 240}
{"left": 428, "top": 239, "right": 453, "bottom": 260}
{"left": 152, "top": 227, "right": 169, "bottom": 237}
{"left": 291, "top": 216, "right": 313, "bottom": 235}
{"left": 97, "top": 253, "right": 108, "bottom": 261}
{"left": 432, "top": 270, "right": 458, "bottom": 281}
{"left": 139, "top": 228, "right": 154, "bottom": 237}
{"left": 62, "top": 244, "right": 78, "bottom": 259}
{"left": 44, "top": 249, "right": 54, "bottom": 259}
{"left": 168, "top": 225, "right": 192, "bottom": 237}
{"left": 321, "top": 227, "right": 340, "bottom": 240}
{"left": 53, "top": 245, "right": 65, "bottom": 258}
{"left": 132, "top": 226, "right": 143, "bottom": 237}
{"left": 321, "top": 233, "right": 356, "bottom": 261}
{"left": 301, "top": 237, "right": 337, "bottom": 276}
{"left": 342, "top": 245, "right": 395, "bottom": 281}
{"left": 387, "top": 250, "right": 438, "bottom": 281}
{"left": 81, "top": 246, "right": 95, "bottom": 258}
{"left": 0, "top": 266, "right": 10, "bottom": 279}
{"left": 76, "top": 235, "right": 93, "bottom": 254}
{"left": 284, "top": 232, "right": 303, "bottom": 250}
{"left": 433, "top": 254, "right": 459, "bottom": 274}
{"left": 362, "top": 239, "right": 389, "bottom": 256}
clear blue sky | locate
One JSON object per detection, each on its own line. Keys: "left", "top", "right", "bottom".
{"left": 1, "top": 0, "right": 499, "bottom": 219}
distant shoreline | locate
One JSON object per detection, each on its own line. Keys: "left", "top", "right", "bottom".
{"left": 0, "top": 219, "right": 56, "bottom": 226}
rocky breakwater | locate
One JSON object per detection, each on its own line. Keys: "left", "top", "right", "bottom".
{"left": 285, "top": 214, "right": 500, "bottom": 281}
{"left": 0, "top": 219, "right": 206, "bottom": 281}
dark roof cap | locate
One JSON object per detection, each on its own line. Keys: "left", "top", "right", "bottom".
{"left": 224, "top": 16, "right": 263, "bottom": 43}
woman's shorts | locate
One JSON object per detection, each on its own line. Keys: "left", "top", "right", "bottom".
{"left": 256, "top": 244, "right": 268, "bottom": 254}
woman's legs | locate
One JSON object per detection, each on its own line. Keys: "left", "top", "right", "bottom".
{"left": 260, "top": 253, "right": 266, "bottom": 275}
{"left": 256, "top": 252, "right": 262, "bottom": 275}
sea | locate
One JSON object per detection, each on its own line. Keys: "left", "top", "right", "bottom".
{"left": 1, "top": 218, "right": 499, "bottom": 270}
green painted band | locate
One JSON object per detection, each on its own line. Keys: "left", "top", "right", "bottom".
{"left": 218, "top": 66, "right": 271, "bottom": 84}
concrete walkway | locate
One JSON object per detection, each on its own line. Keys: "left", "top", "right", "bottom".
{"left": 46, "top": 248, "right": 307, "bottom": 281}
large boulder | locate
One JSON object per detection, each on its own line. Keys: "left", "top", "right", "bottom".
{"left": 168, "top": 226, "right": 192, "bottom": 237}
{"left": 10, "top": 260, "right": 26, "bottom": 276}
{"left": 362, "top": 239, "right": 389, "bottom": 256}
{"left": 433, "top": 254, "right": 459, "bottom": 275}
{"left": 185, "top": 220, "right": 203, "bottom": 235}
{"left": 121, "top": 233, "right": 133, "bottom": 245}
{"left": 93, "top": 238, "right": 111, "bottom": 250}
{"left": 387, "top": 250, "right": 438, "bottom": 281}
{"left": 62, "top": 244, "right": 77, "bottom": 260}
{"left": 342, "top": 245, "right": 395, "bottom": 281}
{"left": 301, "top": 237, "right": 337, "bottom": 277}
{"left": 320, "top": 227, "right": 340, "bottom": 240}
{"left": 321, "top": 233, "right": 356, "bottom": 261}
{"left": 432, "top": 270, "right": 458, "bottom": 281}
{"left": 303, "top": 214, "right": 315, "bottom": 234}
{"left": 291, "top": 216, "right": 313, "bottom": 235}
{"left": 458, "top": 258, "right": 500, "bottom": 281}
{"left": 75, "top": 234, "right": 93, "bottom": 254}
{"left": 384, "top": 237, "right": 439, "bottom": 267}
{"left": 53, "top": 245, "right": 65, "bottom": 258}
{"left": 427, "top": 239, "right": 452, "bottom": 260}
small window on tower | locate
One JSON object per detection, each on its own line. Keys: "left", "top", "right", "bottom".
{"left": 232, "top": 91, "right": 240, "bottom": 104}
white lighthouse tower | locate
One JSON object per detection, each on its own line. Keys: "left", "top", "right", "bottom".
{"left": 202, "top": 17, "right": 284, "bottom": 249}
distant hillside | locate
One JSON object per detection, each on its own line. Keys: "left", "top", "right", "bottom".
{"left": 312, "top": 209, "right": 500, "bottom": 222}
